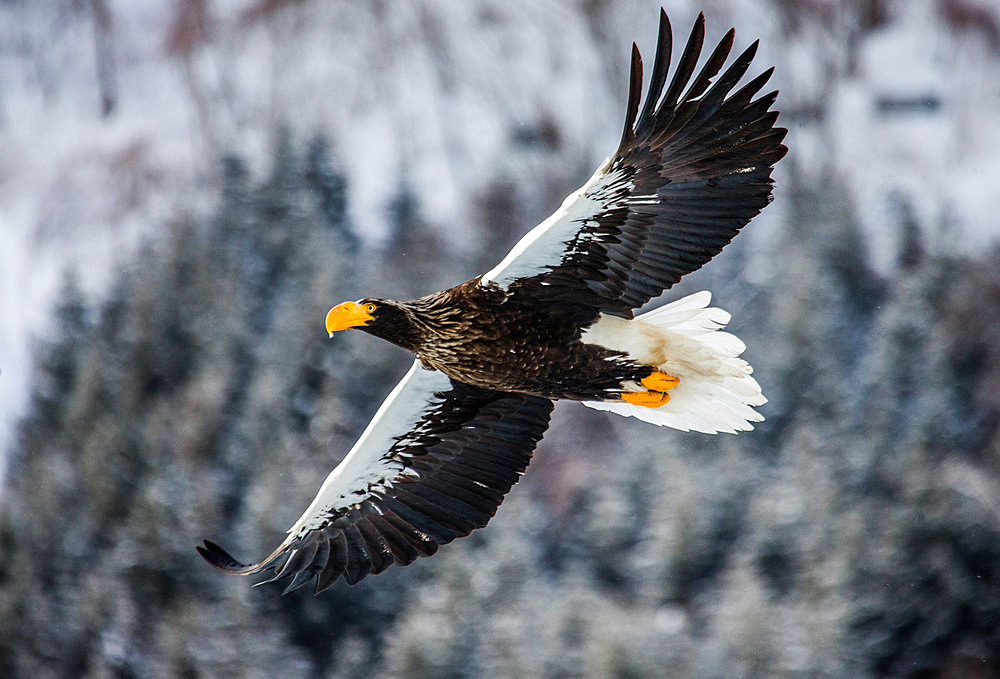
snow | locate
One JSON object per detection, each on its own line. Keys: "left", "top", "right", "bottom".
{"left": 822, "top": 0, "right": 1000, "bottom": 268}
{"left": 2, "top": 0, "right": 1000, "bottom": 491}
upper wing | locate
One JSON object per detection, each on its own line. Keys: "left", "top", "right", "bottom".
{"left": 481, "top": 11, "right": 787, "bottom": 317}
{"left": 198, "top": 361, "right": 553, "bottom": 593}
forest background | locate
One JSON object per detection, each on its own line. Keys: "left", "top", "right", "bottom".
{"left": 2, "top": 0, "right": 1000, "bottom": 677}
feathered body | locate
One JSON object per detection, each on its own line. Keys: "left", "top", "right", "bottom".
{"left": 359, "top": 279, "right": 764, "bottom": 433}
{"left": 359, "top": 280, "right": 651, "bottom": 401}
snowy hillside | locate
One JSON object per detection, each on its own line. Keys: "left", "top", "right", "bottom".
{"left": 4, "top": 2, "right": 1000, "bottom": 677}
{"left": 2, "top": 1, "right": 999, "bottom": 485}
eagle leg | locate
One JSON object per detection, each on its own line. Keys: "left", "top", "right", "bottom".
{"left": 621, "top": 391, "right": 671, "bottom": 407}
{"left": 640, "top": 371, "right": 680, "bottom": 391}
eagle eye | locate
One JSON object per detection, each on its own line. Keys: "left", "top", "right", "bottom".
{"left": 365, "top": 303, "right": 377, "bottom": 314}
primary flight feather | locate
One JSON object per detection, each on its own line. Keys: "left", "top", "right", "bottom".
{"left": 198, "top": 9, "right": 788, "bottom": 594}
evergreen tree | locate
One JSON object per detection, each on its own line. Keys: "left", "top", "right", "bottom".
{"left": 0, "top": 137, "right": 412, "bottom": 677}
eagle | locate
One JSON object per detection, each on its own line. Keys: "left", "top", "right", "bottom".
{"left": 198, "top": 9, "right": 787, "bottom": 594}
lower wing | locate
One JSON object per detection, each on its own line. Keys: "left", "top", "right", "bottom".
{"left": 198, "top": 361, "right": 553, "bottom": 593}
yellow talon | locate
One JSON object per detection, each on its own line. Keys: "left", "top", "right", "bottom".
{"left": 621, "top": 391, "right": 671, "bottom": 408}
{"left": 641, "top": 371, "right": 680, "bottom": 392}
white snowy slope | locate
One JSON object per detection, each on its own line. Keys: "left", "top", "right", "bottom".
{"left": 2, "top": 0, "right": 1000, "bottom": 491}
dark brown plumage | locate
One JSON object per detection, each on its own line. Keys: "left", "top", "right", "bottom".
{"left": 356, "top": 281, "right": 650, "bottom": 401}
{"left": 198, "top": 9, "right": 787, "bottom": 594}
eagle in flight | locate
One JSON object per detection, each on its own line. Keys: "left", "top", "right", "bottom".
{"left": 199, "top": 9, "right": 787, "bottom": 594}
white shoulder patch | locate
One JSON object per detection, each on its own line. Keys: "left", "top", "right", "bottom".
{"left": 285, "top": 361, "right": 450, "bottom": 537}
{"left": 480, "top": 157, "right": 625, "bottom": 289}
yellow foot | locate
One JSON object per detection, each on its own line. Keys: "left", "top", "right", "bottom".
{"left": 641, "top": 370, "right": 680, "bottom": 392}
{"left": 621, "top": 391, "right": 671, "bottom": 408}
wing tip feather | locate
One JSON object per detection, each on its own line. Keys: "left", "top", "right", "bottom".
{"left": 197, "top": 539, "right": 259, "bottom": 575}
{"left": 197, "top": 538, "right": 289, "bottom": 576}
{"left": 617, "top": 43, "right": 644, "bottom": 153}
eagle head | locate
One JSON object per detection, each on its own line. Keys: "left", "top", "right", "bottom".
{"left": 325, "top": 299, "right": 421, "bottom": 349}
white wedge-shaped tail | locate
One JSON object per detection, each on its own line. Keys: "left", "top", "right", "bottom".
{"left": 581, "top": 291, "right": 765, "bottom": 434}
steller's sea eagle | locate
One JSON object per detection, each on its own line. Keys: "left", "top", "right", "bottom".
{"left": 198, "top": 9, "right": 787, "bottom": 594}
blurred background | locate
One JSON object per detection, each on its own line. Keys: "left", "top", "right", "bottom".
{"left": 2, "top": 0, "right": 1000, "bottom": 676}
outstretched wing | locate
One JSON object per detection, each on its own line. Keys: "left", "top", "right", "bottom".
{"left": 481, "top": 10, "right": 787, "bottom": 317}
{"left": 198, "top": 361, "right": 553, "bottom": 593}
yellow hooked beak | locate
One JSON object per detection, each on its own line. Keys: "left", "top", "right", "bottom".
{"left": 325, "top": 301, "right": 374, "bottom": 337}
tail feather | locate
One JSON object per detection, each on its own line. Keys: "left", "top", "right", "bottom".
{"left": 636, "top": 290, "right": 716, "bottom": 325}
{"left": 582, "top": 291, "right": 764, "bottom": 434}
